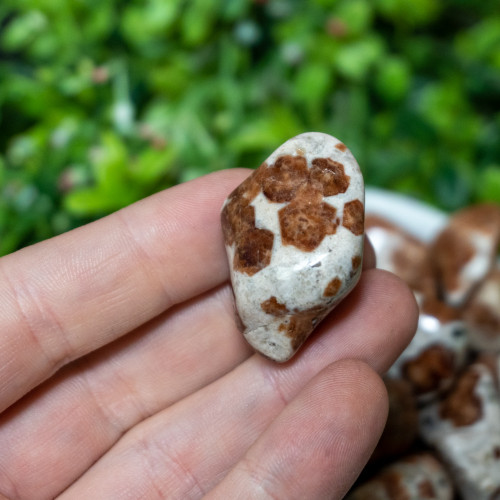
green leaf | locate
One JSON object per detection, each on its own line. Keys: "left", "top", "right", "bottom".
{"left": 1, "top": 10, "right": 48, "bottom": 51}
{"left": 416, "top": 81, "right": 480, "bottom": 144}
{"left": 64, "top": 187, "right": 113, "bottom": 215}
{"left": 229, "top": 106, "right": 303, "bottom": 153}
{"left": 64, "top": 184, "right": 139, "bottom": 216}
{"left": 374, "top": 56, "right": 411, "bottom": 102}
{"left": 455, "top": 17, "right": 500, "bottom": 65}
{"left": 181, "top": 0, "right": 219, "bottom": 46}
{"left": 477, "top": 166, "right": 500, "bottom": 203}
{"left": 121, "top": 0, "right": 182, "bottom": 49}
{"left": 91, "top": 131, "right": 128, "bottom": 188}
{"left": 334, "top": 0, "right": 373, "bottom": 37}
{"left": 130, "top": 147, "right": 176, "bottom": 185}
{"left": 335, "top": 36, "right": 385, "bottom": 81}
{"left": 375, "top": 0, "right": 441, "bottom": 27}
{"left": 293, "top": 62, "right": 333, "bottom": 118}
{"left": 221, "top": 0, "right": 250, "bottom": 21}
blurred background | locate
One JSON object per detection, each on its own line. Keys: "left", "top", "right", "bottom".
{"left": 0, "top": 0, "right": 499, "bottom": 256}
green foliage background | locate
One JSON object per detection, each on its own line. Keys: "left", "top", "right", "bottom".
{"left": 1, "top": 0, "right": 499, "bottom": 255}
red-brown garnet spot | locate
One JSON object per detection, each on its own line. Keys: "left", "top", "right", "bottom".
{"left": 233, "top": 227, "right": 274, "bottom": 277}
{"left": 352, "top": 255, "right": 362, "bottom": 269}
{"left": 220, "top": 132, "right": 364, "bottom": 362}
{"left": 310, "top": 158, "right": 350, "bottom": 196}
{"left": 431, "top": 203, "right": 500, "bottom": 307}
{"left": 347, "top": 454, "right": 453, "bottom": 500}
{"left": 279, "top": 200, "right": 338, "bottom": 252}
{"left": 343, "top": 199, "right": 364, "bottom": 236}
{"left": 261, "top": 154, "right": 308, "bottom": 203}
{"left": 439, "top": 368, "right": 482, "bottom": 427}
{"left": 261, "top": 296, "right": 289, "bottom": 316}
{"left": 324, "top": 277, "right": 342, "bottom": 297}
{"left": 278, "top": 305, "right": 327, "bottom": 351}
{"left": 402, "top": 345, "right": 455, "bottom": 396}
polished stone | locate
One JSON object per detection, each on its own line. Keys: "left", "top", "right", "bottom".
{"left": 463, "top": 265, "right": 500, "bottom": 352}
{"left": 419, "top": 362, "right": 500, "bottom": 500}
{"left": 221, "top": 132, "right": 364, "bottom": 362}
{"left": 347, "top": 453, "right": 453, "bottom": 500}
{"left": 387, "top": 295, "right": 468, "bottom": 403}
{"left": 431, "top": 204, "right": 500, "bottom": 308}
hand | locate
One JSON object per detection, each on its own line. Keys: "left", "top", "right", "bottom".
{"left": 0, "top": 170, "right": 417, "bottom": 499}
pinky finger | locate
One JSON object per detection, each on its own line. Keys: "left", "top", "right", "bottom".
{"left": 205, "top": 359, "right": 388, "bottom": 500}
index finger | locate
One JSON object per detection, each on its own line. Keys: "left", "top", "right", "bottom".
{"left": 0, "top": 169, "right": 249, "bottom": 412}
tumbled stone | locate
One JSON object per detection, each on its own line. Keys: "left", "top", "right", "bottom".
{"left": 365, "top": 215, "right": 435, "bottom": 296}
{"left": 221, "top": 132, "right": 364, "bottom": 362}
{"left": 419, "top": 363, "right": 500, "bottom": 500}
{"left": 387, "top": 296, "right": 468, "bottom": 403}
{"left": 463, "top": 265, "right": 500, "bottom": 352}
{"left": 347, "top": 453, "right": 454, "bottom": 500}
{"left": 431, "top": 204, "right": 500, "bottom": 308}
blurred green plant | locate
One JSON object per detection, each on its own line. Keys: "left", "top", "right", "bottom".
{"left": 1, "top": 0, "right": 499, "bottom": 255}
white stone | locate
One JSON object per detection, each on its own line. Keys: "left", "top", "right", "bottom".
{"left": 221, "top": 132, "right": 364, "bottom": 362}
{"left": 347, "top": 453, "right": 453, "bottom": 500}
{"left": 419, "top": 364, "right": 500, "bottom": 500}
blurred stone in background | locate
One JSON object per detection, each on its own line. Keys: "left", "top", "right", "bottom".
{"left": 360, "top": 193, "right": 500, "bottom": 500}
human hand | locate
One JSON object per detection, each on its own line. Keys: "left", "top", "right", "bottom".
{"left": 0, "top": 170, "right": 417, "bottom": 499}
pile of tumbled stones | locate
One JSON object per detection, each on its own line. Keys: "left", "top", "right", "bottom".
{"left": 348, "top": 204, "right": 500, "bottom": 500}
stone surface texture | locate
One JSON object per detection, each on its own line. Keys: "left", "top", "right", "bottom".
{"left": 463, "top": 265, "right": 500, "bottom": 352}
{"left": 419, "top": 363, "right": 500, "bottom": 500}
{"left": 387, "top": 296, "right": 468, "bottom": 403}
{"left": 366, "top": 215, "right": 470, "bottom": 402}
{"left": 362, "top": 205, "right": 500, "bottom": 499}
{"left": 431, "top": 204, "right": 500, "bottom": 308}
{"left": 366, "top": 215, "right": 434, "bottom": 295}
{"left": 221, "top": 132, "right": 364, "bottom": 362}
{"left": 347, "top": 453, "right": 454, "bottom": 500}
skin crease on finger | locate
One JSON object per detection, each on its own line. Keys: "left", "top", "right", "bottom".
{"left": 56, "top": 271, "right": 417, "bottom": 500}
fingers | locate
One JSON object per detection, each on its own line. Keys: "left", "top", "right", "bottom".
{"left": 0, "top": 165, "right": 376, "bottom": 417}
{"left": 205, "top": 359, "right": 388, "bottom": 500}
{"left": 0, "top": 237, "right": 379, "bottom": 500}
{"left": 0, "top": 169, "right": 249, "bottom": 412}
{"left": 0, "top": 285, "right": 252, "bottom": 500}
{"left": 57, "top": 270, "right": 417, "bottom": 498}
